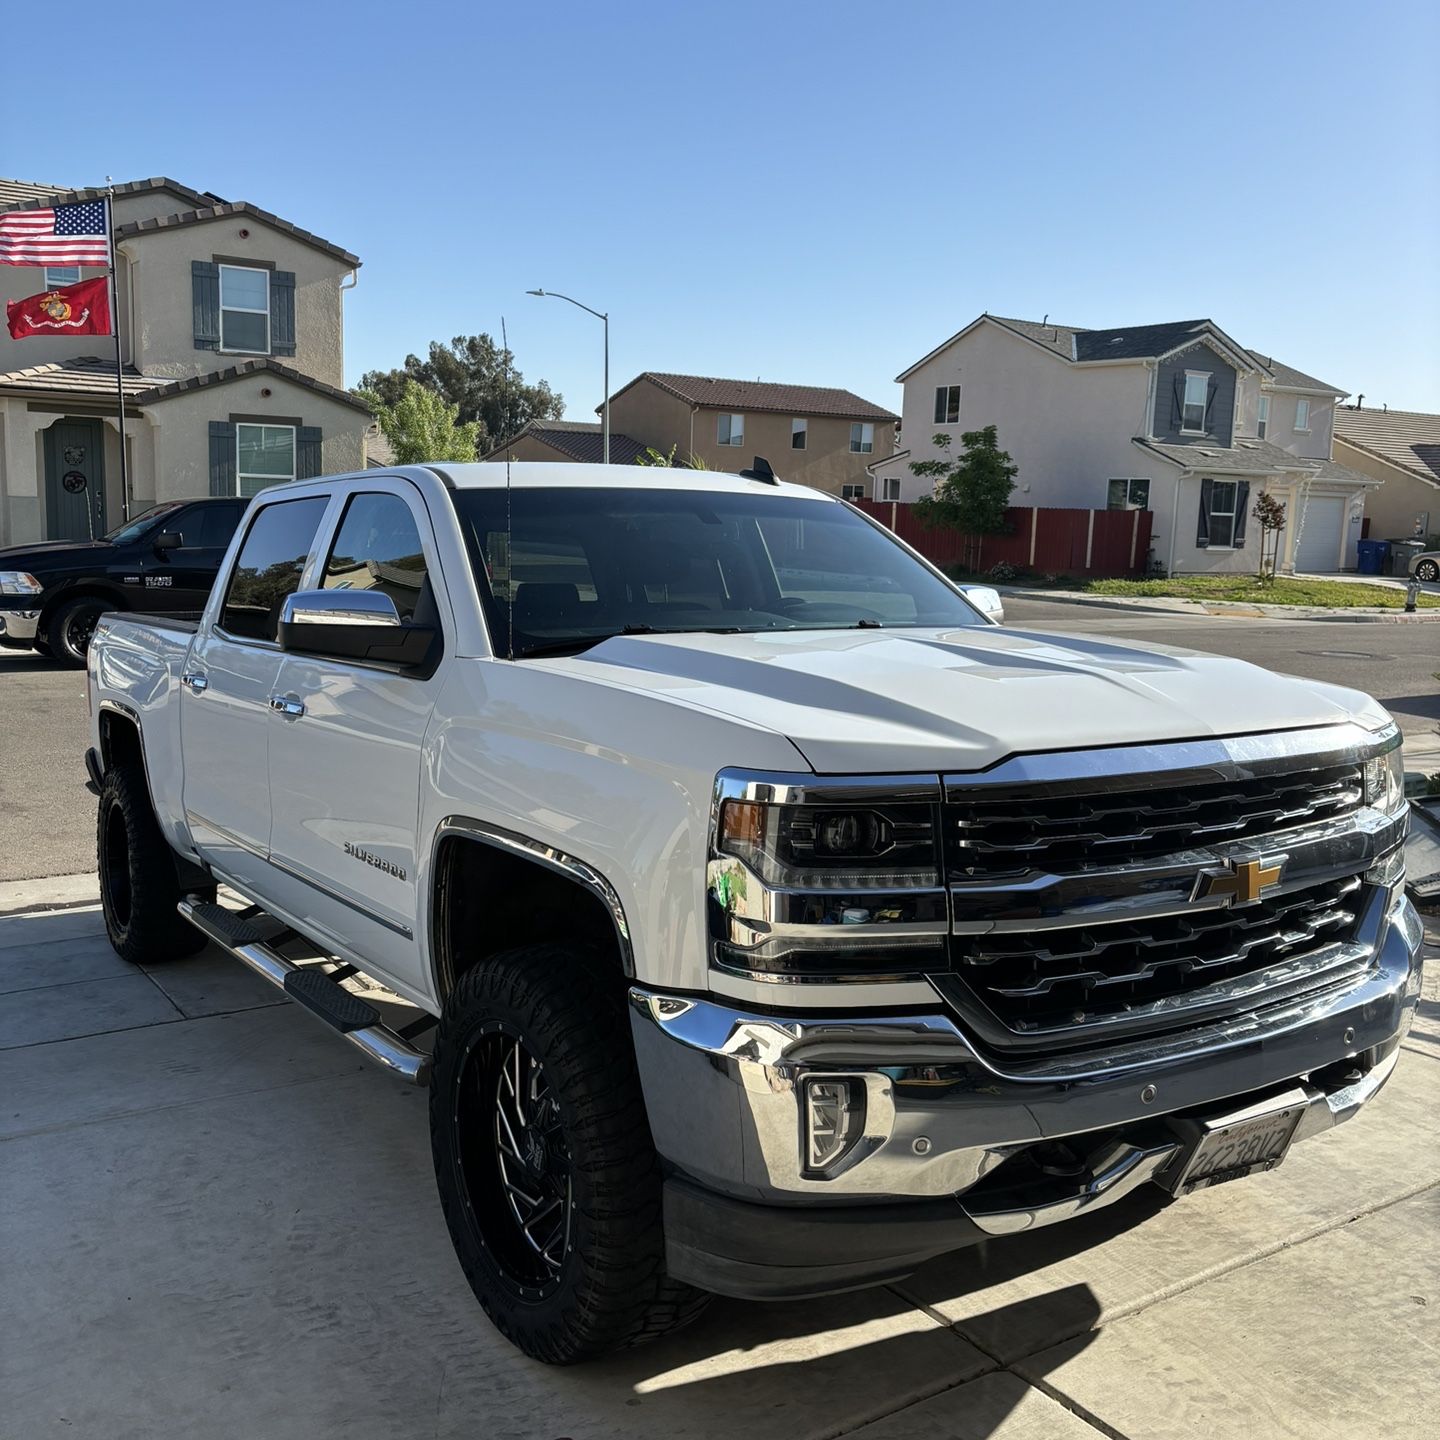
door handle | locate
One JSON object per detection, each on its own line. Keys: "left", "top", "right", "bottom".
{"left": 268, "top": 694, "right": 306, "bottom": 719}
{"left": 181, "top": 672, "right": 208, "bottom": 694}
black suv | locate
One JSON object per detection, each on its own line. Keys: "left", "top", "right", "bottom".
{"left": 0, "top": 498, "right": 246, "bottom": 666}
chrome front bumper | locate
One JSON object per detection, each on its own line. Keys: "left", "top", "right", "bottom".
{"left": 631, "top": 894, "right": 1424, "bottom": 1215}
{"left": 0, "top": 608, "right": 41, "bottom": 646}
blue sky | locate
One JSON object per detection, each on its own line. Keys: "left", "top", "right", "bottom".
{"left": 4, "top": 0, "right": 1437, "bottom": 419}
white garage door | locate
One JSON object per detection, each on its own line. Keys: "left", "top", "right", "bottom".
{"left": 1295, "top": 496, "right": 1345, "bottom": 572}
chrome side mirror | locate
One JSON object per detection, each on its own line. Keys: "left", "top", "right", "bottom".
{"left": 281, "top": 589, "right": 401, "bottom": 627}
{"left": 278, "top": 588, "right": 435, "bottom": 669}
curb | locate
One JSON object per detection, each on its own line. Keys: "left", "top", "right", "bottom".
{"left": 0, "top": 873, "right": 100, "bottom": 918}
{"left": 999, "top": 589, "right": 1440, "bottom": 622}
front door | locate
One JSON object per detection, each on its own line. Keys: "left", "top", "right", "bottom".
{"left": 43, "top": 418, "right": 106, "bottom": 540}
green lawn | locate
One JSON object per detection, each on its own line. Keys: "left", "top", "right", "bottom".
{"left": 1082, "top": 575, "right": 1440, "bottom": 609}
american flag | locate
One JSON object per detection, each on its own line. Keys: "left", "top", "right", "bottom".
{"left": 0, "top": 200, "right": 110, "bottom": 266}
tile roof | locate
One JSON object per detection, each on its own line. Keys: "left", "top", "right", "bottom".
{"left": 114, "top": 201, "right": 359, "bottom": 267}
{"left": 366, "top": 425, "right": 397, "bottom": 468}
{"left": 484, "top": 419, "right": 649, "bottom": 465}
{"left": 613, "top": 372, "right": 898, "bottom": 421}
{"left": 138, "top": 358, "right": 372, "bottom": 411}
{"left": 0, "top": 176, "right": 215, "bottom": 214}
{"left": 1245, "top": 351, "right": 1346, "bottom": 394}
{"left": 1333, "top": 406, "right": 1440, "bottom": 488}
{"left": 0, "top": 355, "right": 158, "bottom": 400}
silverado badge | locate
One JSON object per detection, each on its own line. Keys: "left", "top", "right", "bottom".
{"left": 1192, "top": 855, "right": 1284, "bottom": 906}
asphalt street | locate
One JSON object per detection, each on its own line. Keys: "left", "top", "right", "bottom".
{"left": 0, "top": 604, "right": 1436, "bottom": 882}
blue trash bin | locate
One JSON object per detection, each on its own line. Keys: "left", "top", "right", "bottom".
{"left": 1356, "top": 539, "right": 1389, "bottom": 576}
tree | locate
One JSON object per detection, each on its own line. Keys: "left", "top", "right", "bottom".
{"left": 1252, "top": 490, "right": 1287, "bottom": 581}
{"left": 634, "top": 443, "right": 708, "bottom": 469}
{"left": 909, "top": 425, "right": 1018, "bottom": 573}
{"left": 366, "top": 379, "right": 483, "bottom": 464}
{"left": 358, "top": 334, "right": 565, "bottom": 456}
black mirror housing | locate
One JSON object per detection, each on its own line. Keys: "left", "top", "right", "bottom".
{"left": 153, "top": 531, "right": 182, "bottom": 553}
{"left": 279, "top": 617, "right": 438, "bottom": 671}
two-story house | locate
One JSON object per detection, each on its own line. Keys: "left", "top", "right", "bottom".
{"left": 870, "top": 315, "right": 1377, "bottom": 575}
{"left": 0, "top": 176, "right": 372, "bottom": 548}
{"left": 1332, "top": 404, "right": 1440, "bottom": 546}
{"left": 591, "top": 372, "right": 898, "bottom": 496}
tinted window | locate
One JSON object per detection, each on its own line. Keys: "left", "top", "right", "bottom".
{"left": 220, "top": 497, "right": 328, "bottom": 642}
{"left": 105, "top": 502, "right": 187, "bottom": 545}
{"left": 197, "top": 503, "right": 244, "bottom": 549}
{"left": 450, "top": 486, "right": 983, "bottom": 658}
{"left": 321, "top": 493, "right": 428, "bottom": 622}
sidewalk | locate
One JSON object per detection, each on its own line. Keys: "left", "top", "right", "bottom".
{"left": 1, "top": 879, "right": 1436, "bottom": 1439}
{"left": 999, "top": 585, "right": 1440, "bottom": 622}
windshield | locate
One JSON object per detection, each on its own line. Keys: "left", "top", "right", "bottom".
{"left": 104, "top": 502, "right": 188, "bottom": 546}
{"left": 450, "top": 486, "right": 983, "bottom": 658}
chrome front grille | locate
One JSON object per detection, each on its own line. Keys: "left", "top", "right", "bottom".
{"left": 946, "top": 761, "right": 1364, "bottom": 878}
{"left": 940, "top": 873, "right": 1367, "bottom": 1043}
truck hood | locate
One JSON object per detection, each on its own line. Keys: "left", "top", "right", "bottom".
{"left": 551, "top": 626, "right": 1387, "bottom": 773}
{"left": 0, "top": 540, "right": 110, "bottom": 563}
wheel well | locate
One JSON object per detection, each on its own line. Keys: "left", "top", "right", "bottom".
{"left": 433, "top": 835, "right": 629, "bottom": 1001}
{"left": 98, "top": 709, "right": 144, "bottom": 775}
{"left": 40, "top": 585, "right": 127, "bottom": 631}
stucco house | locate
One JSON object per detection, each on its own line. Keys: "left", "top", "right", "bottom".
{"left": 481, "top": 419, "right": 648, "bottom": 465}
{"left": 1332, "top": 405, "right": 1440, "bottom": 545}
{"left": 0, "top": 176, "right": 372, "bottom": 548}
{"left": 870, "top": 315, "right": 1377, "bottom": 575}
{"left": 599, "top": 372, "right": 898, "bottom": 497}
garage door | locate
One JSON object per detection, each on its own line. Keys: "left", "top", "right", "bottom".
{"left": 1295, "top": 496, "right": 1345, "bottom": 572}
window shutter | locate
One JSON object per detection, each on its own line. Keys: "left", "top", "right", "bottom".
{"left": 1171, "top": 375, "right": 1183, "bottom": 428}
{"left": 1204, "top": 378, "right": 1218, "bottom": 426}
{"left": 934, "top": 387, "right": 945, "bottom": 425}
{"left": 209, "top": 420, "right": 236, "bottom": 495}
{"left": 1195, "top": 477, "right": 1213, "bottom": 548}
{"left": 192, "top": 261, "right": 220, "bottom": 350}
{"left": 296, "top": 426, "right": 323, "bottom": 479}
{"left": 1233, "top": 481, "right": 1251, "bottom": 546}
{"left": 270, "top": 270, "right": 296, "bottom": 357}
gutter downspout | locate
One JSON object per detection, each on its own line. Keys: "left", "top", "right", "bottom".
{"left": 1167, "top": 471, "right": 1183, "bottom": 576}
{"left": 690, "top": 404, "right": 697, "bottom": 460}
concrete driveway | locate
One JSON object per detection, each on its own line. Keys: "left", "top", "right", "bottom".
{"left": 2, "top": 896, "right": 1436, "bottom": 1440}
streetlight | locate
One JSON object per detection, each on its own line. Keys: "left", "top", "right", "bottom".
{"left": 527, "top": 288, "right": 610, "bottom": 465}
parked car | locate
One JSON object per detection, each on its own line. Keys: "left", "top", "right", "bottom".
{"left": 0, "top": 497, "right": 246, "bottom": 666}
{"left": 1409, "top": 551, "right": 1439, "bottom": 583}
{"left": 86, "top": 462, "right": 1423, "bottom": 1365}
{"left": 957, "top": 582, "right": 1004, "bottom": 622}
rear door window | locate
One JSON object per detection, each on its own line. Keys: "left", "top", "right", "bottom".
{"left": 197, "top": 502, "right": 244, "bottom": 549}
{"left": 220, "top": 496, "right": 328, "bottom": 642}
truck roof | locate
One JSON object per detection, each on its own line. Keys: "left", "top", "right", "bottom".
{"left": 425, "top": 461, "right": 836, "bottom": 502}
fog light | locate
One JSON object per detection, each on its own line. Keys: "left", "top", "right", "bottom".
{"left": 803, "top": 1076, "right": 866, "bottom": 1175}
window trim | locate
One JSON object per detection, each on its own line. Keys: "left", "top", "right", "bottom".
{"left": 235, "top": 422, "right": 296, "bottom": 497}
{"left": 1294, "top": 398, "right": 1311, "bottom": 433}
{"left": 933, "top": 384, "right": 961, "bottom": 425}
{"left": 881, "top": 477, "right": 901, "bottom": 501}
{"left": 716, "top": 413, "right": 745, "bottom": 447}
{"left": 840, "top": 483, "right": 865, "bottom": 501}
{"left": 791, "top": 417, "right": 808, "bottom": 451}
{"left": 1205, "top": 478, "right": 1239, "bottom": 550}
{"left": 218, "top": 263, "right": 271, "bottom": 355}
{"left": 850, "top": 421, "right": 875, "bottom": 454}
{"left": 1180, "top": 370, "right": 1211, "bottom": 435}
{"left": 1106, "top": 478, "right": 1151, "bottom": 511}
{"left": 44, "top": 264, "right": 82, "bottom": 289}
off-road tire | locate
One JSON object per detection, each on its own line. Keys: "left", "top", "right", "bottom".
{"left": 429, "top": 944, "right": 709, "bottom": 1363}
{"left": 1416, "top": 558, "right": 1439, "bottom": 583}
{"left": 98, "top": 762, "right": 212, "bottom": 964}
{"left": 48, "top": 595, "right": 109, "bottom": 667}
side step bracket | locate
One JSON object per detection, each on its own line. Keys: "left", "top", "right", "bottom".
{"left": 179, "top": 897, "right": 432, "bottom": 1085}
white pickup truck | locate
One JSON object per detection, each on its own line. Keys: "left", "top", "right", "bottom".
{"left": 86, "top": 461, "right": 1424, "bottom": 1364}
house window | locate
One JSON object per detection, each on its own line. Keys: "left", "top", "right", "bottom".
{"left": 1257, "top": 395, "right": 1270, "bottom": 440}
{"left": 1294, "top": 398, "right": 1311, "bottom": 432}
{"left": 841, "top": 483, "right": 865, "bottom": 500}
{"left": 717, "top": 413, "right": 744, "bottom": 447}
{"left": 44, "top": 265, "right": 81, "bottom": 288}
{"left": 219, "top": 264, "right": 270, "bottom": 353}
{"left": 791, "top": 418, "right": 808, "bottom": 450}
{"left": 881, "top": 477, "right": 901, "bottom": 501}
{"left": 236, "top": 423, "right": 296, "bottom": 497}
{"left": 933, "top": 385, "right": 961, "bottom": 424}
{"left": 1181, "top": 371, "right": 1210, "bottom": 433}
{"left": 1202, "top": 479, "right": 1239, "bottom": 548}
{"left": 850, "top": 422, "right": 874, "bottom": 454}
{"left": 1106, "top": 478, "right": 1151, "bottom": 510}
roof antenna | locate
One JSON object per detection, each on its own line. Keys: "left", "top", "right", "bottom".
{"left": 739, "top": 455, "right": 779, "bottom": 485}
{"left": 501, "top": 315, "right": 515, "bottom": 660}
{"left": 1041, "top": 313, "right": 1048, "bottom": 325}
{"left": 1357, "top": 394, "right": 1364, "bottom": 410}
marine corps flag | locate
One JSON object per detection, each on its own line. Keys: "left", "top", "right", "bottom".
{"left": 6, "top": 276, "right": 112, "bottom": 338}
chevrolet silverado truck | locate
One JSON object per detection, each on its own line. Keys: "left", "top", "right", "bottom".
{"left": 85, "top": 461, "right": 1424, "bottom": 1364}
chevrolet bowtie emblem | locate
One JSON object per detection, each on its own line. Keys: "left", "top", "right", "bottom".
{"left": 1193, "top": 856, "right": 1285, "bottom": 906}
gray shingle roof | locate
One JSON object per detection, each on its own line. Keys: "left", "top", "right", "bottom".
{"left": 1334, "top": 406, "right": 1440, "bottom": 487}
{"left": 1134, "top": 437, "right": 1321, "bottom": 475}
{"left": 115, "top": 201, "right": 359, "bottom": 268}
{"left": 0, "top": 355, "right": 157, "bottom": 400}
{"left": 1245, "top": 351, "right": 1345, "bottom": 394}
{"left": 984, "top": 316, "right": 1085, "bottom": 357}
{"left": 1074, "top": 319, "right": 1219, "bottom": 362}
{"left": 484, "top": 419, "right": 649, "bottom": 465}
{"left": 611, "top": 372, "right": 898, "bottom": 421}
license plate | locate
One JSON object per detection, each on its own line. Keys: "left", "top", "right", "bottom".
{"left": 1165, "top": 1092, "right": 1306, "bottom": 1196}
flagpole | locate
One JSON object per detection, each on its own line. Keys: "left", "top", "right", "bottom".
{"left": 104, "top": 179, "right": 130, "bottom": 522}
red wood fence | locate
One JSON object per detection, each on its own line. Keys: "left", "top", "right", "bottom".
{"left": 855, "top": 501, "right": 1153, "bottom": 578}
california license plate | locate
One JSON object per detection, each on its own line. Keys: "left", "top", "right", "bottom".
{"left": 1164, "top": 1090, "right": 1307, "bottom": 1196}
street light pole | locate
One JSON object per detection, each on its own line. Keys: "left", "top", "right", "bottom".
{"left": 526, "top": 288, "right": 610, "bottom": 465}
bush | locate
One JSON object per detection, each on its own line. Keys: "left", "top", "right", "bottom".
{"left": 987, "top": 561, "right": 1020, "bottom": 583}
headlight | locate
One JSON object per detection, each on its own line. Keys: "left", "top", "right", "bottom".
{"left": 0, "top": 571, "right": 42, "bottom": 596}
{"left": 1362, "top": 745, "right": 1406, "bottom": 816}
